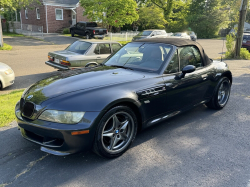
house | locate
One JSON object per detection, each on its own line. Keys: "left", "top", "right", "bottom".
{"left": 20, "top": 0, "right": 89, "bottom": 33}
{"left": 229, "top": 22, "right": 250, "bottom": 35}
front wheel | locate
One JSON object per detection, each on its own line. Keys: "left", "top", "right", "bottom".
{"left": 93, "top": 106, "right": 138, "bottom": 158}
{"left": 71, "top": 30, "right": 74, "bottom": 37}
{"left": 206, "top": 77, "right": 231, "bottom": 110}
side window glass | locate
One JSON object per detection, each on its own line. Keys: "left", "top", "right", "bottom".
{"left": 94, "top": 44, "right": 99, "bottom": 54}
{"left": 99, "top": 44, "right": 111, "bottom": 54}
{"left": 191, "top": 46, "right": 202, "bottom": 68}
{"left": 76, "top": 24, "right": 81, "bottom": 29}
{"left": 179, "top": 46, "right": 198, "bottom": 70}
{"left": 165, "top": 51, "right": 179, "bottom": 74}
{"left": 111, "top": 43, "right": 121, "bottom": 53}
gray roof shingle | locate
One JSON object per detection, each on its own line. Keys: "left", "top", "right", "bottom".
{"left": 43, "top": 0, "right": 79, "bottom": 7}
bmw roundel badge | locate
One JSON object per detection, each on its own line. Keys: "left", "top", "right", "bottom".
{"left": 27, "top": 95, "right": 33, "bottom": 100}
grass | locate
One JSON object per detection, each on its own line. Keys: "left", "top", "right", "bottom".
{"left": 3, "top": 32, "right": 24, "bottom": 37}
{"left": 0, "top": 89, "right": 24, "bottom": 127}
{"left": 0, "top": 43, "right": 13, "bottom": 50}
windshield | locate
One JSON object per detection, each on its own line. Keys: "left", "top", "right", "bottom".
{"left": 104, "top": 43, "right": 173, "bottom": 72}
{"left": 86, "top": 22, "right": 97, "bottom": 27}
{"left": 138, "top": 31, "right": 152, "bottom": 36}
{"left": 243, "top": 35, "right": 250, "bottom": 40}
{"left": 66, "top": 41, "right": 92, "bottom": 54}
{"left": 174, "top": 33, "right": 182, "bottom": 36}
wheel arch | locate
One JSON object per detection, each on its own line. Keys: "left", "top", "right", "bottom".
{"left": 222, "top": 71, "right": 232, "bottom": 84}
{"left": 99, "top": 99, "right": 144, "bottom": 132}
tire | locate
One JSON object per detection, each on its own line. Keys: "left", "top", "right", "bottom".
{"left": 205, "top": 77, "right": 231, "bottom": 110}
{"left": 86, "top": 33, "right": 91, "bottom": 39}
{"left": 93, "top": 106, "right": 138, "bottom": 158}
{"left": 0, "top": 81, "right": 2, "bottom": 90}
{"left": 71, "top": 30, "right": 74, "bottom": 37}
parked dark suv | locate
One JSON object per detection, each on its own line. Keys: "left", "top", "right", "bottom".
{"left": 242, "top": 33, "right": 250, "bottom": 51}
{"left": 70, "top": 22, "right": 108, "bottom": 39}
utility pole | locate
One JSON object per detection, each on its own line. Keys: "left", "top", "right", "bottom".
{"left": 0, "top": 15, "right": 3, "bottom": 47}
{"left": 235, "top": 0, "right": 248, "bottom": 58}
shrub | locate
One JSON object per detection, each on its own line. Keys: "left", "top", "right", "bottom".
{"left": 63, "top": 28, "right": 70, "bottom": 34}
{"left": 240, "top": 48, "right": 250, "bottom": 60}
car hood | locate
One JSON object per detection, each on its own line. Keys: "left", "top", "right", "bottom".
{"left": 0, "top": 62, "right": 11, "bottom": 71}
{"left": 24, "top": 66, "right": 145, "bottom": 104}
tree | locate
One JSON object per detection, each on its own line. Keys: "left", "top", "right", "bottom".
{"left": 0, "top": 0, "right": 37, "bottom": 47}
{"left": 187, "top": 0, "right": 227, "bottom": 38}
{"left": 150, "top": 0, "right": 174, "bottom": 21}
{"left": 135, "top": 5, "right": 167, "bottom": 30}
{"left": 166, "top": 0, "right": 190, "bottom": 32}
{"left": 79, "top": 0, "right": 139, "bottom": 31}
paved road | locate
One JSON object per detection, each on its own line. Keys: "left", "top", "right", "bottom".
{"left": 1, "top": 60, "right": 250, "bottom": 187}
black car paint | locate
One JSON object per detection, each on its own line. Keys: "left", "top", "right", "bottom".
{"left": 16, "top": 42, "right": 232, "bottom": 156}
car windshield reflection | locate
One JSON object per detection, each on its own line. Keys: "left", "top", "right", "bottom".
{"left": 65, "top": 41, "right": 92, "bottom": 54}
{"left": 104, "top": 43, "right": 173, "bottom": 72}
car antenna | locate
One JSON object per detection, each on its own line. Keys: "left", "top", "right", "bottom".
{"left": 221, "top": 37, "right": 225, "bottom": 62}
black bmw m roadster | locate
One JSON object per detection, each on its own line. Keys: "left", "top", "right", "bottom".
{"left": 15, "top": 38, "right": 232, "bottom": 158}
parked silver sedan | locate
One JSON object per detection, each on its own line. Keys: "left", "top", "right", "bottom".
{"left": 0, "top": 62, "right": 15, "bottom": 89}
{"left": 46, "top": 40, "right": 122, "bottom": 70}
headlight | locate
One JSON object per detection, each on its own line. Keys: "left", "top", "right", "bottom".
{"left": 38, "top": 110, "right": 85, "bottom": 124}
{"left": 4, "top": 69, "right": 13, "bottom": 75}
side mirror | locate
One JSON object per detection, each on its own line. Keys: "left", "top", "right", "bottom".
{"left": 180, "top": 65, "right": 196, "bottom": 78}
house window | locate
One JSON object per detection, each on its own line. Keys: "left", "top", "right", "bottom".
{"left": 36, "top": 8, "right": 40, "bottom": 19}
{"left": 25, "top": 8, "right": 28, "bottom": 19}
{"left": 55, "top": 9, "right": 63, "bottom": 20}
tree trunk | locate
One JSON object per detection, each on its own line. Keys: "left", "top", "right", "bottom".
{"left": 0, "top": 15, "right": 3, "bottom": 47}
{"left": 235, "top": 0, "right": 248, "bottom": 58}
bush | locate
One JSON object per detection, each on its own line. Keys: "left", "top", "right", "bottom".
{"left": 63, "top": 28, "right": 70, "bottom": 34}
{"left": 240, "top": 48, "right": 250, "bottom": 60}
{"left": 225, "top": 34, "right": 250, "bottom": 60}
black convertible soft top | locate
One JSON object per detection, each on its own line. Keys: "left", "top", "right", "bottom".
{"left": 134, "top": 38, "right": 212, "bottom": 66}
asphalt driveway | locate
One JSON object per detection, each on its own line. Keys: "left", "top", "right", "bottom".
{"left": 0, "top": 59, "right": 250, "bottom": 187}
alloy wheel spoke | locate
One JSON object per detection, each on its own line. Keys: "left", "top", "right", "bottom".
{"left": 120, "top": 132, "right": 128, "bottom": 141}
{"left": 113, "top": 115, "right": 121, "bottom": 129}
{"left": 120, "top": 120, "right": 129, "bottom": 131}
{"left": 109, "top": 136, "right": 119, "bottom": 150}
{"left": 103, "top": 132, "right": 114, "bottom": 138}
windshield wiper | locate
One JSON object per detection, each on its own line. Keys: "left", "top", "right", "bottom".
{"left": 109, "top": 65, "right": 134, "bottom": 70}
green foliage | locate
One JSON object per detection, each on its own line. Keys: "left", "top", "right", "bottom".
{"left": 166, "top": 0, "right": 190, "bottom": 32}
{"left": 150, "top": 0, "right": 174, "bottom": 21}
{"left": 0, "top": 43, "right": 12, "bottom": 50}
{"left": 62, "top": 28, "right": 70, "bottom": 34}
{"left": 187, "top": 0, "right": 227, "bottom": 38}
{"left": 0, "top": 89, "right": 24, "bottom": 127}
{"left": 136, "top": 5, "right": 167, "bottom": 30}
{"left": 239, "top": 48, "right": 250, "bottom": 60}
{"left": 79, "top": 0, "right": 139, "bottom": 29}
{"left": 225, "top": 34, "right": 250, "bottom": 59}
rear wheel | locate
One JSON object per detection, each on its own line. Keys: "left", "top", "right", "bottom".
{"left": 86, "top": 33, "right": 91, "bottom": 39}
{"left": 206, "top": 77, "right": 231, "bottom": 110}
{"left": 93, "top": 106, "right": 137, "bottom": 158}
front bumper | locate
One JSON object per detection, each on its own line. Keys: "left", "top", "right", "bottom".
{"left": 93, "top": 35, "right": 105, "bottom": 39}
{"left": 1, "top": 72, "right": 15, "bottom": 88}
{"left": 16, "top": 109, "right": 100, "bottom": 156}
{"left": 45, "top": 61, "right": 70, "bottom": 70}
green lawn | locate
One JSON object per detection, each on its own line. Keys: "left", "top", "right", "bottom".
{"left": 0, "top": 43, "right": 13, "bottom": 50}
{"left": 0, "top": 90, "right": 24, "bottom": 127}
{"left": 3, "top": 32, "right": 24, "bottom": 37}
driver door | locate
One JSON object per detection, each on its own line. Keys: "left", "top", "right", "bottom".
{"left": 163, "top": 46, "right": 208, "bottom": 113}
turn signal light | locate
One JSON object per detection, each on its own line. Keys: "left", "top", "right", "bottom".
{"left": 60, "top": 60, "right": 71, "bottom": 66}
{"left": 71, "top": 130, "right": 89, "bottom": 136}
{"left": 48, "top": 55, "right": 53, "bottom": 61}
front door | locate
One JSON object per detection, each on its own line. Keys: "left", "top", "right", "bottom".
{"left": 72, "top": 11, "right": 76, "bottom": 25}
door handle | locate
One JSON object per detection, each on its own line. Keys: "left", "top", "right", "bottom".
{"left": 202, "top": 74, "right": 208, "bottom": 80}
{"left": 97, "top": 57, "right": 101, "bottom": 59}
